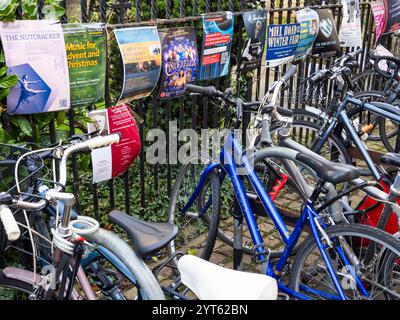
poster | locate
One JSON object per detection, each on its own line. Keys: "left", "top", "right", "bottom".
{"left": 371, "top": 1, "right": 386, "bottom": 42}
{"left": 199, "top": 11, "right": 234, "bottom": 80}
{"left": 63, "top": 23, "right": 106, "bottom": 108}
{"left": 339, "top": 0, "right": 362, "bottom": 47}
{"left": 158, "top": 27, "right": 198, "bottom": 99}
{"left": 383, "top": 0, "right": 400, "bottom": 34}
{"left": 266, "top": 23, "right": 301, "bottom": 67}
{"left": 239, "top": 10, "right": 267, "bottom": 72}
{"left": 295, "top": 8, "right": 320, "bottom": 58}
{"left": 0, "top": 20, "right": 70, "bottom": 114}
{"left": 114, "top": 27, "right": 161, "bottom": 104}
{"left": 87, "top": 104, "right": 141, "bottom": 183}
{"left": 313, "top": 9, "right": 341, "bottom": 57}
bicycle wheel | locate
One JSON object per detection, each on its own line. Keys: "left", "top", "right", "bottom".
{"left": 270, "top": 111, "right": 352, "bottom": 166}
{"left": 352, "top": 69, "right": 388, "bottom": 92}
{"left": 167, "top": 160, "right": 220, "bottom": 261}
{"left": 289, "top": 223, "right": 400, "bottom": 300}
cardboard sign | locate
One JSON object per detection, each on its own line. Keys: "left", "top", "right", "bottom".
{"left": 0, "top": 20, "right": 70, "bottom": 114}
{"left": 87, "top": 104, "right": 141, "bottom": 183}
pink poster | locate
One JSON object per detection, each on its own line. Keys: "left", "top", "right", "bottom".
{"left": 371, "top": 1, "right": 386, "bottom": 42}
{"left": 87, "top": 104, "right": 141, "bottom": 183}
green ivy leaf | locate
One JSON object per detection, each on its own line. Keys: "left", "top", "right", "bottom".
{"left": 0, "top": 88, "right": 10, "bottom": 101}
{"left": 12, "top": 116, "right": 32, "bottom": 137}
{"left": 56, "top": 110, "right": 66, "bottom": 125}
{"left": 0, "top": 75, "right": 18, "bottom": 89}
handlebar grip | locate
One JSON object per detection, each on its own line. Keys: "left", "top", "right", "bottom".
{"left": 348, "top": 48, "right": 363, "bottom": 59}
{"left": 260, "top": 119, "right": 272, "bottom": 147}
{"left": 0, "top": 205, "right": 20, "bottom": 241}
{"left": 185, "top": 84, "right": 218, "bottom": 96}
{"left": 309, "top": 70, "right": 325, "bottom": 84}
{"left": 86, "top": 133, "right": 121, "bottom": 150}
{"left": 281, "top": 65, "right": 297, "bottom": 83}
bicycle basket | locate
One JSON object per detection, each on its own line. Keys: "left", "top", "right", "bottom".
{"left": 0, "top": 143, "right": 44, "bottom": 195}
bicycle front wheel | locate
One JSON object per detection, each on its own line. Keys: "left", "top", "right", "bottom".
{"left": 289, "top": 223, "right": 400, "bottom": 300}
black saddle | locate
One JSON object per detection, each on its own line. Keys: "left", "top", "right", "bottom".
{"left": 295, "top": 153, "right": 360, "bottom": 184}
{"left": 108, "top": 210, "right": 178, "bottom": 257}
{"left": 381, "top": 153, "right": 400, "bottom": 168}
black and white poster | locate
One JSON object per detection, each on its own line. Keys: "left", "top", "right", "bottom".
{"left": 313, "top": 9, "right": 341, "bottom": 57}
{"left": 239, "top": 10, "right": 267, "bottom": 72}
{"left": 339, "top": 0, "right": 362, "bottom": 47}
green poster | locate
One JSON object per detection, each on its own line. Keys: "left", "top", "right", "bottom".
{"left": 63, "top": 23, "right": 106, "bottom": 108}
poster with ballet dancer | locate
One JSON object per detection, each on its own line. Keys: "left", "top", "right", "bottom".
{"left": 158, "top": 27, "right": 198, "bottom": 100}
{"left": 0, "top": 20, "right": 70, "bottom": 114}
{"left": 339, "top": 0, "right": 362, "bottom": 47}
{"left": 114, "top": 26, "right": 162, "bottom": 104}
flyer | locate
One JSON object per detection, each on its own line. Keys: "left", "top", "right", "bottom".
{"left": 114, "top": 27, "right": 162, "bottom": 104}
{"left": 87, "top": 104, "right": 141, "bottom": 183}
{"left": 265, "top": 23, "right": 301, "bottom": 67}
{"left": 199, "top": 11, "right": 234, "bottom": 80}
{"left": 313, "top": 9, "right": 341, "bottom": 57}
{"left": 295, "top": 8, "right": 320, "bottom": 58}
{"left": 63, "top": 23, "right": 106, "bottom": 108}
{"left": 339, "top": 0, "right": 362, "bottom": 47}
{"left": 371, "top": 1, "right": 386, "bottom": 42}
{"left": 0, "top": 20, "right": 70, "bottom": 114}
{"left": 239, "top": 10, "right": 267, "bottom": 72}
{"left": 158, "top": 27, "right": 198, "bottom": 100}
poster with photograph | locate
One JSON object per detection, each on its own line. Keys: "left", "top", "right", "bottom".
{"left": 266, "top": 23, "right": 301, "bottom": 67}
{"left": 63, "top": 23, "right": 106, "bottom": 108}
{"left": 239, "top": 10, "right": 267, "bottom": 72}
{"left": 371, "top": 1, "right": 386, "bottom": 42}
{"left": 114, "top": 27, "right": 162, "bottom": 104}
{"left": 383, "top": 0, "right": 400, "bottom": 34}
{"left": 0, "top": 20, "right": 70, "bottom": 114}
{"left": 339, "top": 0, "right": 362, "bottom": 47}
{"left": 199, "top": 11, "right": 234, "bottom": 80}
{"left": 295, "top": 8, "right": 320, "bottom": 58}
{"left": 313, "top": 9, "right": 341, "bottom": 57}
{"left": 158, "top": 27, "right": 198, "bottom": 99}
{"left": 87, "top": 104, "right": 141, "bottom": 183}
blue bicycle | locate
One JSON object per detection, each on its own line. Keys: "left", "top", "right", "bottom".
{"left": 168, "top": 67, "right": 400, "bottom": 300}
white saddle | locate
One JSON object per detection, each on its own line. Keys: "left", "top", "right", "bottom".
{"left": 177, "top": 255, "right": 278, "bottom": 300}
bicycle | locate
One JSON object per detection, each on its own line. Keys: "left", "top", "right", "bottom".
{"left": 167, "top": 70, "right": 400, "bottom": 300}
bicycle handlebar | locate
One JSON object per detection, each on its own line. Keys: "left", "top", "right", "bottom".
{"left": 7, "top": 133, "right": 121, "bottom": 213}
{"left": 0, "top": 205, "right": 20, "bottom": 241}
{"left": 369, "top": 50, "right": 400, "bottom": 80}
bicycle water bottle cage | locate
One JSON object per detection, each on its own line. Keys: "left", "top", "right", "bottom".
{"left": 251, "top": 243, "right": 270, "bottom": 264}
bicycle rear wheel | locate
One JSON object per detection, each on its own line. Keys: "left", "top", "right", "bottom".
{"left": 289, "top": 223, "right": 400, "bottom": 300}
{"left": 167, "top": 160, "right": 220, "bottom": 261}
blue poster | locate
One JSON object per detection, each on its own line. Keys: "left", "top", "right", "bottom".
{"left": 199, "top": 12, "right": 234, "bottom": 80}
{"left": 266, "top": 23, "right": 301, "bottom": 67}
{"left": 295, "top": 9, "right": 319, "bottom": 58}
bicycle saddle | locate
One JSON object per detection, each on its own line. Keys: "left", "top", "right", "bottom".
{"left": 108, "top": 210, "right": 178, "bottom": 257}
{"left": 380, "top": 153, "right": 400, "bottom": 167}
{"left": 178, "top": 255, "right": 277, "bottom": 300}
{"left": 295, "top": 152, "right": 360, "bottom": 184}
